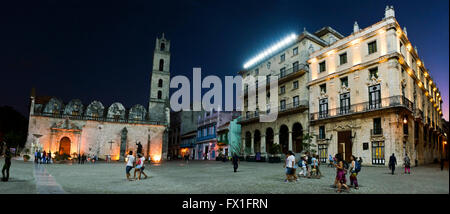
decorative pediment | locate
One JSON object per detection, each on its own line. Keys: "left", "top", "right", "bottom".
{"left": 318, "top": 91, "right": 328, "bottom": 99}
{"left": 51, "top": 118, "right": 81, "bottom": 131}
{"left": 366, "top": 76, "right": 382, "bottom": 87}
{"left": 339, "top": 85, "right": 351, "bottom": 94}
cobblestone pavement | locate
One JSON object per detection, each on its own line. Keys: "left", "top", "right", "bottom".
{"left": 1, "top": 159, "right": 448, "bottom": 194}
{"left": 0, "top": 159, "right": 36, "bottom": 194}
{"left": 41, "top": 160, "right": 448, "bottom": 194}
{"left": 33, "top": 164, "right": 66, "bottom": 194}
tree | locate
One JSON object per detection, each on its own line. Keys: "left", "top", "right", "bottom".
{"left": 0, "top": 106, "right": 28, "bottom": 149}
{"left": 301, "top": 133, "right": 316, "bottom": 154}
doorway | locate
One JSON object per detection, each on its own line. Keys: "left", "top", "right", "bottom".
{"left": 59, "top": 137, "right": 71, "bottom": 155}
{"left": 337, "top": 131, "right": 352, "bottom": 162}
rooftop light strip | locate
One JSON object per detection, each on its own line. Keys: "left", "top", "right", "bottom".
{"left": 243, "top": 33, "right": 297, "bottom": 69}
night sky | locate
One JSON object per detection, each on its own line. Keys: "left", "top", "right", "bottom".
{"left": 0, "top": 0, "right": 448, "bottom": 120}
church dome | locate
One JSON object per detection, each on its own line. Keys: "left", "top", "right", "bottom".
{"left": 64, "top": 99, "right": 84, "bottom": 116}
{"left": 43, "top": 98, "right": 63, "bottom": 114}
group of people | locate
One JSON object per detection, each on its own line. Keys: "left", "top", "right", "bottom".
{"left": 284, "top": 151, "right": 322, "bottom": 182}
{"left": 34, "top": 150, "right": 52, "bottom": 164}
{"left": 77, "top": 153, "right": 97, "bottom": 164}
{"left": 388, "top": 153, "right": 413, "bottom": 175}
{"left": 125, "top": 151, "right": 148, "bottom": 181}
{"left": 332, "top": 154, "right": 362, "bottom": 193}
{"left": 283, "top": 151, "right": 363, "bottom": 193}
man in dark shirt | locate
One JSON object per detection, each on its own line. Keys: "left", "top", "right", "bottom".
{"left": 2, "top": 147, "right": 12, "bottom": 182}
{"left": 232, "top": 153, "right": 240, "bottom": 173}
{"left": 388, "top": 153, "right": 397, "bottom": 175}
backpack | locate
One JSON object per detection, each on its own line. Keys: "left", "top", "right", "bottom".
{"left": 343, "top": 161, "right": 349, "bottom": 170}
{"left": 355, "top": 161, "right": 361, "bottom": 173}
{"left": 307, "top": 156, "right": 312, "bottom": 165}
{"left": 298, "top": 160, "right": 303, "bottom": 167}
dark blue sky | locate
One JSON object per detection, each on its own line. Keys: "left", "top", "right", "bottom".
{"left": 0, "top": 0, "right": 448, "bottom": 119}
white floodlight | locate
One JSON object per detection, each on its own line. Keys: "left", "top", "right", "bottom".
{"left": 243, "top": 33, "right": 298, "bottom": 69}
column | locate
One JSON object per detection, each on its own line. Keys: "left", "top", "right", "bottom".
{"left": 288, "top": 131, "right": 293, "bottom": 152}
{"left": 261, "top": 135, "right": 267, "bottom": 159}
{"left": 274, "top": 133, "right": 279, "bottom": 145}
{"left": 250, "top": 135, "right": 254, "bottom": 155}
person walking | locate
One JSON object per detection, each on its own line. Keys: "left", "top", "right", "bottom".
{"left": 349, "top": 155, "right": 359, "bottom": 190}
{"left": 36, "top": 150, "right": 41, "bottom": 164}
{"left": 47, "top": 152, "right": 52, "bottom": 164}
{"left": 388, "top": 153, "right": 397, "bottom": 175}
{"left": 42, "top": 150, "right": 46, "bottom": 164}
{"left": 133, "top": 154, "right": 145, "bottom": 180}
{"left": 328, "top": 154, "right": 334, "bottom": 167}
{"left": 78, "top": 153, "right": 81, "bottom": 164}
{"left": 284, "top": 151, "right": 296, "bottom": 182}
{"left": 232, "top": 153, "right": 240, "bottom": 173}
{"left": 298, "top": 156, "right": 307, "bottom": 177}
{"left": 404, "top": 153, "right": 411, "bottom": 174}
{"left": 125, "top": 151, "right": 135, "bottom": 181}
{"left": 2, "top": 147, "right": 12, "bottom": 182}
{"left": 334, "top": 153, "right": 350, "bottom": 193}
{"left": 34, "top": 150, "right": 38, "bottom": 163}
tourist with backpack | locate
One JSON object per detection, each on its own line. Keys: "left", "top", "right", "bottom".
{"left": 404, "top": 153, "right": 411, "bottom": 174}
{"left": 333, "top": 153, "right": 350, "bottom": 193}
{"left": 298, "top": 156, "right": 307, "bottom": 177}
{"left": 349, "top": 155, "right": 359, "bottom": 190}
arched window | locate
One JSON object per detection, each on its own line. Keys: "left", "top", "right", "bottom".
{"left": 158, "top": 79, "right": 163, "bottom": 87}
{"left": 160, "top": 43, "right": 165, "bottom": 51}
{"left": 159, "top": 59, "right": 164, "bottom": 71}
{"left": 157, "top": 91, "right": 162, "bottom": 99}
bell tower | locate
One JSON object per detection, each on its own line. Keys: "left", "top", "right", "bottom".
{"left": 149, "top": 33, "right": 170, "bottom": 123}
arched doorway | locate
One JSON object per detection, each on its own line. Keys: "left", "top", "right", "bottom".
{"left": 254, "top": 130, "right": 261, "bottom": 153}
{"left": 245, "top": 132, "right": 252, "bottom": 154}
{"left": 279, "top": 125, "right": 289, "bottom": 154}
{"left": 292, "top": 123, "right": 303, "bottom": 153}
{"left": 59, "top": 137, "right": 71, "bottom": 155}
{"left": 265, "top": 128, "right": 274, "bottom": 154}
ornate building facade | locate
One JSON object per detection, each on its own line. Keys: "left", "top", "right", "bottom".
{"left": 308, "top": 6, "right": 446, "bottom": 165}
{"left": 238, "top": 27, "right": 343, "bottom": 158}
{"left": 25, "top": 34, "right": 171, "bottom": 161}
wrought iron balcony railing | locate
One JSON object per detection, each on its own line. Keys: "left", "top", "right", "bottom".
{"left": 310, "top": 95, "right": 414, "bottom": 121}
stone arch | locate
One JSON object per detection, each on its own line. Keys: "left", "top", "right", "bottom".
{"left": 64, "top": 99, "right": 84, "bottom": 116}
{"left": 160, "top": 42, "right": 165, "bottom": 51}
{"left": 43, "top": 98, "right": 63, "bottom": 114}
{"left": 254, "top": 129, "right": 261, "bottom": 153}
{"left": 158, "top": 90, "right": 162, "bottom": 99}
{"left": 128, "top": 104, "right": 147, "bottom": 121}
{"left": 85, "top": 101, "right": 104, "bottom": 118}
{"left": 292, "top": 122, "right": 303, "bottom": 153}
{"left": 107, "top": 102, "right": 126, "bottom": 120}
{"left": 158, "top": 79, "right": 163, "bottom": 87}
{"left": 265, "top": 127, "right": 274, "bottom": 154}
{"left": 279, "top": 124, "right": 289, "bottom": 154}
{"left": 159, "top": 59, "right": 164, "bottom": 71}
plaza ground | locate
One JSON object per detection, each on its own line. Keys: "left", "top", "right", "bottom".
{"left": 0, "top": 158, "right": 448, "bottom": 194}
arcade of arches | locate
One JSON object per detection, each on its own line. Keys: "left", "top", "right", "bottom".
{"left": 243, "top": 122, "right": 304, "bottom": 155}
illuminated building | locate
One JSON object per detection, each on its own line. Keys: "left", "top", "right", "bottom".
{"left": 25, "top": 34, "right": 171, "bottom": 162}
{"left": 307, "top": 6, "right": 446, "bottom": 165}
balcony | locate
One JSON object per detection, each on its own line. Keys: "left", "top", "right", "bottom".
{"left": 238, "top": 100, "right": 308, "bottom": 124}
{"left": 371, "top": 128, "right": 383, "bottom": 136}
{"left": 414, "top": 109, "right": 424, "bottom": 121}
{"left": 243, "top": 64, "right": 308, "bottom": 97}
{"left": 310, "top": 95, "right": 414, "bottom": 122}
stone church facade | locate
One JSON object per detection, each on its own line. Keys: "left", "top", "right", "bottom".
{"left": 25, "top": 34, "right": 171, "bottom": 162}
